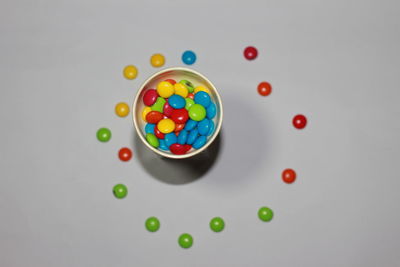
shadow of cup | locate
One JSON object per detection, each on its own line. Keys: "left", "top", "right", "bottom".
{"left": 132, "top": 87, "right": 273, "bottom": 188}
{"left": 133, "top": 130, "right": 223, "bottom": 185}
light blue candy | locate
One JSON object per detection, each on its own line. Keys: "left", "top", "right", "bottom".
{"left": 207, "top": 102, "right": 216, "bottom": 119}
{"left": 198, "top": 118, "right": 210, "bottom": 136}
{"left": 193, "top": 135, "right": 207, "bottom": 149}
{"left": 177, "top": 130, "right": 188, "bottom": 145}
{"left": 182, "top": 50, "right": 196, "bottom": 65}
{"left": 194, "top": 91, "right": 211, "bottom": 108}
{"left": 159, "top": 139, "right": 169, "bottom": 151}
{"left": 184, "top": 119, "right": 197, "bottom": 131}
{"left": 187, "top": 129, "right": 198, "bottom": 145}
{"left": 168, "top": 95, "right": 186, "bottom": 109}
{"left": 207, "top": 120, "right": 215, "bottom": 136}
{"left": 164, "top": 133, "right": 177, "bottom": 147}
{"left": 145, "top": 123, "right": 155, "bottom": 134}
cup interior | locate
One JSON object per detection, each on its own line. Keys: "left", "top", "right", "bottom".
{"left": 133, "top": 67, "right": 223, "bottom": 159}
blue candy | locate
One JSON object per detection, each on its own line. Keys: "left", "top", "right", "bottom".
{"left": 159, "top": 139, "right": 169, "bottom": 151}
{"left": 184, "top": 119, "right": 198, "bottom": 131}
{"left": 177, "top": 130, "right": 188, "bottom": 145}
{"left": 193, "top": 135, "right": 207, "bottom": 149}
{"left": 187, "top": 129, "right": 198, "bottom": 145}
{"left": 198, "top": 118, "right": 210, "bottom": 136}
{"left": 182, "top": 50, "right": 196, "bottom": 65}
{"left": 207, "top": 120, "right": 215, "bottom": 136}
{"left": 164, "top": 132, "right": 177, "bottom": 147}
{"left": 168, "top": 94, "right": 186, "bottom": 109}
{"left": 194, "top": 91, "right": 211, "bottom": 108}
{"left": 207, "top": 102, "right": 216, "bottom": 119}
{"left": 145, "top": 123, "right": 155, "bottom": 134}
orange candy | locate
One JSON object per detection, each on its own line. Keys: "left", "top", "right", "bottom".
{"left": 175, "top": 123, "right": 185, "bottom": 132}
{"left": 282, "top": 169, "right": 296, "bottom": 184}
{"left": 258, "top": 82, "right": 272, "bottom": 96}
{"left": 146, "top": 111, "right": 164, "bottom": 124}
{"left": 164, "top": 79, "right": 176, "bottom": 85}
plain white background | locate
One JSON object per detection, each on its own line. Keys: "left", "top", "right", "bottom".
{"left": 1, "top": 0, "right": 399, "bottom": 266}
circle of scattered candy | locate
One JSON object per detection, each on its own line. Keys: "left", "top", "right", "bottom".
{"left": 258, "top": 207, "right": 274, "bottom": 222}
{"left": 123, "top": 65, "right": 138, "bottom": 80}
{"left": 150, "top": 53, "right": 165, "bottom": 68}
{"left": 244, "top": 46, "right": 258, "bottom": 60}
{"left": 182, "top": 50, "right": 197, "bottom": 65}
{"left": 210, "top": 217, "right": 225, "bottom": 232}
{"left": 118, "top": 147, "right": 132, "bottom": 162}
{"left": 282, "top": 168, "right": 296, "bottom": 184}
{"left": 178, "top": 233, "right": 193, "bottom": 249}
{"left": 95, "top": 46, "right": 308, "bottom": 247}
{"left": 145, "top": 217, "right": 160, "bottom": 232}
{"left": 115, "top": 102, "right": 130, "bottom": 117}
{"left": 257, "top": 82, "right": 272, "bottom": 96}
{"left": 113, "top": 184, "right": 128, "bottom": 199}
{"left": 96, "top": 127, "right": 112, "bottom": 142}
{"left": 142, "top": 79, "right": 217, "bottom": 155}
{"left": 292, "top": 114, "right": 307, "bottom": 129}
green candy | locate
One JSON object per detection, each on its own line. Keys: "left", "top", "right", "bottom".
{"left": 145, "top": 217, "right": 160, "bottom": 232}
{"left": 179, "top": 79, "right": 194, "bottom": 93}
{"left": 178, "top": 233, "right": 193, "bottom": 249}
{"left": 258, "top": 207, "right": 274, "bottom": 222}
{"left": 210, "top": 217, "right": 225, "bottom": 232}
{"left": 151, "top": 97, "right": 166, "bottom": 113}
{"left": 96, "top": 127, "right": 111, "bottom": 142}
{"left": 185, "top": 98, "right": 195, "bottom": 110}
{"left": 113, "top": 184, "right": 127, "bottom": 199}
{"left": 146, "top": 133, "right": 159, "bottom": 148}
{"left": 188, "top": 104, "right": 206, "bottom": 121}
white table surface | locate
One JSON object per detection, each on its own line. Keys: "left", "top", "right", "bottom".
{"left": 1, "top": 0, "right": 399, "bottom": 266}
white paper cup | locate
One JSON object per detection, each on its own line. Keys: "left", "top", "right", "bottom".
{"left": 132, "top": 67, "right": 223, "bottom": 159}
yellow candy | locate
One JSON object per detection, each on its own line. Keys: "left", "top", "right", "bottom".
{"left": 123, "top": 65, "right": 138, "bottom": 80}
{"left": 115, "top": 102, "right": 130, "bottom": 117}
{"left": 142, "top": 106, "right": 152, "bottom": 122}
{"left": 157, "top": 118, "right": 175, "bottom": 134}
{"left": 157, "top": 81, "right": 175, "bottom": 98}
{"left": 150, "top": 53, "right": 165, "bottom": 68}
{"left": 194, "top": 85, "right": 211, "bottom": 94}
{"left": 174, "top": 83, "right": 189, "bottom": 98}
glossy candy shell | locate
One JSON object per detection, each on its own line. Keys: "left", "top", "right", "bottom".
{"left": 171, "top": 109, "right": 189, "bottom": 124}
{"left": 143, "top": 89, "right": 158, "bottom": 106}
{"left": 146, "top": 111, "right": 164, "bottom": 124}
{"left": 168, "top": 95, "right": 186, "bottom": 109}
{"left": 198, "top": 119, "right": 210, "bottom": 136}
{"left": 170, "top": 143, "right": 188, "bottom": 155}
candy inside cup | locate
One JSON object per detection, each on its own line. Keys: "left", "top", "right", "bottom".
{"left": 133, "top": 67, "right": 223, "bottom": 159}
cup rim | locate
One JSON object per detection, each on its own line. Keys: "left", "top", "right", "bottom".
{"left": 132, "top": 67, "right": 223, "bottom": 159}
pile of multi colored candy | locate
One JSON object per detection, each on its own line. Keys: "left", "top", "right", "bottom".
{"left": 141, "top": 79, "right": 217, "bottom": 155}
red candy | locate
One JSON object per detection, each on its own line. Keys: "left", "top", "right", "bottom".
{"left": 118, "top": 147, "right": 132, "bottom": 161}
{"left": 171, "top": 108, "right": 189, "bottom": 124}
{"left": 292, "top": 114, "right": 307, "bottom": 129}
{"left": 183, "top": 144, "right": 192, "bottom": 152}
{"left": 170, "top": 143, "right": 187, "bottom": 155}
{"left": 244, "top": 46, "right": 258, "bottom": 60}
{"left": 163, "top": 102, "right": 174, "bottom": 117}
{"left": 155, "top": 127, "right": 165, "bottom": 139}
{"left": 187, "top": 93, "right": 194, "bottom": 100}
{"left": 257, "top": 82, "right": 272, "bottom": 96}
{"left": 143, "top": 89, "right": 158, "bottom": 106}
{"left": 146, "top": 111, "right": 164, "bottom": 124}
{"left": 164, "top": 79, "right": 176, "bottom": 85}
{"left": 175, "top": 123, "right": 185, "bottom": 132}
{"left": 282, "top": 169, "right": 296, "bottom": 184}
